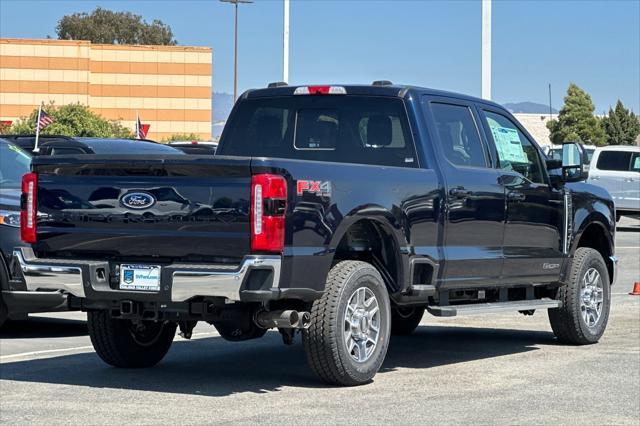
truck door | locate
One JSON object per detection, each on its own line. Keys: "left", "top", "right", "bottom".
{"left": 478, "top": 107, "right": 564, "bottom": 284}
{"left": 424, "top": 98, "right": 505, "bottom": 288}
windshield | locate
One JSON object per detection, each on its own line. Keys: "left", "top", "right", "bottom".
{"left": 0, "top": 142, "right": 31, "bottom": 189}
{"left": 585, "top": 148, "right": 595, "bottom": 162}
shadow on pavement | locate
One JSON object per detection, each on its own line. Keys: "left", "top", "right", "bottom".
{"left": 0, "top": 325, "right": 553, "bottom": 396}
{"left": 0, "top": 316, "right": 88, "bottom": 339}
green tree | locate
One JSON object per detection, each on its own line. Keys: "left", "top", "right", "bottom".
{"left": 547, "top": 83, "right": 605, "bottom": 146}
{"left": 601, "top": 100, "right": 640, "bottom": 145}
{"left": 8, "top": 103, "right": 133, "bottom": 138}
{"left": 56, "top": 7, "right": 177, "bottom": 45}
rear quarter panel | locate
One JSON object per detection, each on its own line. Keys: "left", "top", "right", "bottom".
{"left": 251, "top": 158, "right": 442, "bottom": 293}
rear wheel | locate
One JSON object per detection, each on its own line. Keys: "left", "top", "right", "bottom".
{"left": 303, "top": 261, "right": 391, "bottom": 386}
{"left": 88, "top": 310, "right": 177, "bottom": 368}
{"left": 548, "top": 247, "right": 611, "bottom": 345}
{"left": 391, "top": 306, "right": 424, "bottom": 335}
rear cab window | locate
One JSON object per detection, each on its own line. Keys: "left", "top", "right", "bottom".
{"left": 218, "top": 96, "right": 417, "bottom": 168}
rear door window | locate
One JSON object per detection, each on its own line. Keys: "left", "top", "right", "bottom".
{"left": 596, "top": 151, "right": 633, "bottom": 171}
{"left": 219, "top": 96, "right": 417, "bottom": 168}
{"left": 430, "top": 103, "right": 487, "bottom": 168}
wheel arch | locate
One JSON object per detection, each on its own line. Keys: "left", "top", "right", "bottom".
{"left": 572, "top": 219, "right": 614, "bottom": 285}
{"left": 329, "top": 214, "right": 408, "bottom": 294}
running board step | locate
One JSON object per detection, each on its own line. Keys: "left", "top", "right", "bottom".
{"left": 426, "top": 298, "right": 561, "bottom": 317}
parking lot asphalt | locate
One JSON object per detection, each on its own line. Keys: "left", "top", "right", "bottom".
{"left": 1, "top": 218, "right": 638, "bottom": 425}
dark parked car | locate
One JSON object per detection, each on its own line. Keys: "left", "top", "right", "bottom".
{"left": 1, "top": 135, "right": 178, "bottom": 156}
{"left": 0, "top": 139, "right": 68, "bottom": 326}
{"left": 8, "top": 83, "right": 617, "bottom": 385}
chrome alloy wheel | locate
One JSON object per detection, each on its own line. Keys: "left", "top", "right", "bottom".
{"left": 580, "top": 268, "right": 604, "bottom": 328}
{"left": 344, "top": 287, "right": 380, "bottom": 363}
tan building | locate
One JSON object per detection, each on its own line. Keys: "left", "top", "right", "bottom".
{"left": 513, "top": 113, "right": 558, "bottom": 147}
{"left": 0, "top": 38, "right": 212, "bottom": 141}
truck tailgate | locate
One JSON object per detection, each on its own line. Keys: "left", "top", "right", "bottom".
{"left": 31, "top": 155, "right": 252, "bottom": 262}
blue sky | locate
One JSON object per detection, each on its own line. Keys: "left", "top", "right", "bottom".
{"left": 1, "top": 0, "right": 638, "bottom": 112}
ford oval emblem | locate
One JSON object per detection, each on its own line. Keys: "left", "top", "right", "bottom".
{"left": 121, "top": 192, "right": 156, "bottom": 210}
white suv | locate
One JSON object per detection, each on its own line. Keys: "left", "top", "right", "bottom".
{"left": 588, "top": 145, "right": 640, "bottom": 219}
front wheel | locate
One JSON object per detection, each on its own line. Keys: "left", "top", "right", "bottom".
{"left": 303, "top": 260, "right": 391, "bottom": 386}
{"left": 88, "top": 310, "right": 177, "bottom": 368}
{"left": 548, "top": 247, "right": 611, "bottom": 345}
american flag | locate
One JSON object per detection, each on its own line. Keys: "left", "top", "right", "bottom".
{"left": 38, "top": 109, "right": 54, "bottom": 130}
{"left": 135, "top": 113, "right": 149, "bottom": 139}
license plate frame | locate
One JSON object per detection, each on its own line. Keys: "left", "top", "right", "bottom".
{"left": 119, "top": 264, "right": 161, "bottom": 292}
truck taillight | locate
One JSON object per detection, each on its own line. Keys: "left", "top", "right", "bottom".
{"left": 21, "top": 172, "right": 38, "bottom": 243}
{"left": 251, "top": 174, "right": 287, "bottom": 253}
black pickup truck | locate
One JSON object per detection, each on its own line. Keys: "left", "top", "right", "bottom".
{"left": 10, "top": 83, "right": 617, "bottom": 386}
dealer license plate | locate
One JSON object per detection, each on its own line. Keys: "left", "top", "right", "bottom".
{"left": 119, "top": 264, "right": 161, "bottom": 291}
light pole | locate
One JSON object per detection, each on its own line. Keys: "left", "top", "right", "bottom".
{"left": 220, "top": 0, "right": 253, "bottom": 101}
{"left": 481, "top": 0, "right": 491, "bottom": 100}
{"left": 283, "top": 0, "right": 290, "bottom": 83}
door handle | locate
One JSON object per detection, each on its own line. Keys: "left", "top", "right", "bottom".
{"left": 449, "top": 187, "right": 471, "bottom": 198}
{"left": 507, "top": 191, "right": 526, "bottom": 201}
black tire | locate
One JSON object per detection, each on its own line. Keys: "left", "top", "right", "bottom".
{"left": 88, "top": 310, "right": 177, "bottom": 368}
{"left": 303, "top": 260, "right": 391, "bottom": 386}
{"left": 0, "top": 296, "right": 7, "bottom": 328}
{"left": 548, "top": 247, "right": 611, "bottom": 345}
{"left": 391, "top": 306, "right": 424, "bottom": 335}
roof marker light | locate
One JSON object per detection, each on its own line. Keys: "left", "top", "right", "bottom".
{"left": 293, "top": 86, "right": 347, "bottom": 95}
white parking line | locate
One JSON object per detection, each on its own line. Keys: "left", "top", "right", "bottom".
{"left": 0, "top": 330, "right": 220, "bottom": 363}
{"left": 616, "top": 246, "right": 640, "bottom": 249}
{"left": 0, "top": 345, "right": 94, "bottom": 362}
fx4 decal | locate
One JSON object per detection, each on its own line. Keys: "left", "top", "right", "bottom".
{"left": 297, "top": 180, "right": 332, "bottom": 197}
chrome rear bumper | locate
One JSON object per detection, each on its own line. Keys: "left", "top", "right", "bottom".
{"left": 13, "top": 247, "right": 280, "bottom": 302}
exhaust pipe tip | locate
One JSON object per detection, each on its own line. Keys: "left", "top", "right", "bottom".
{"left": 298, "top": 311, "right": 311, "bottom": 329}
{"left": 286, "top": 310, "right": 300, "bottom": 328}
{"left": 255, "top": 310, "right": 311, "bottom": 329}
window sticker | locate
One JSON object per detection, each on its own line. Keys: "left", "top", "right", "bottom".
{"left": 487, "top": 119, "right": 527, "bottom": 163}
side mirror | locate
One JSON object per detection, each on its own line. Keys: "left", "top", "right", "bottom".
{"left": 560, "top": 142, "right": 589, "bottom": 182}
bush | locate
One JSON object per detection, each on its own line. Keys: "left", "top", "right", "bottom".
{"left": 7, "top": 103, "right": 133, "bottom": 138}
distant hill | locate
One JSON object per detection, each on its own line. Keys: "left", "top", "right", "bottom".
{"left": 212, "top": 92, "right": 234, "bottom": 138}
{"left": 503, "top": 101, "right": 558, "bottom": 114}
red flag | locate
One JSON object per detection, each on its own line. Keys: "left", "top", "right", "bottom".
{"left": 136, "top": 115, "right": 150, "bottom": 139}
